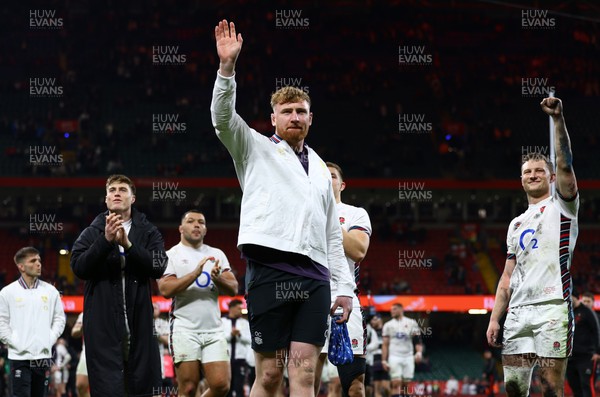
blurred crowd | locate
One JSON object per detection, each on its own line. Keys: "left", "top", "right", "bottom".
{"left": 2, "top": 0, "right": 600, "bottom": 296}
{"left": 1, "top": 1, "right": 599, "bottom": 179}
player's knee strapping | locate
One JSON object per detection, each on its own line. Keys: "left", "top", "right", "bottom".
{"left": 503, "top": 366, "right": 533, "bottom": 397}
{"left": 337, "top": 357, "right": 366, "bottom": 397}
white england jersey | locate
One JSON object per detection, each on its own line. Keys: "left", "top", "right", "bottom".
{"left": 164, "top": 242, "right": 231, "bottom": 332}
{"left": 506, "top": 193, "right": 579, "bottom": 307}
{"left": 382, "top": 316, "right": 420, "bottom": 357}
{"left": 330, "top": 202, "right": 372, "bottom": 306}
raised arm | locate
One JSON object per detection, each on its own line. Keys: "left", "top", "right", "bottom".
{"left": 211, "top": 19, "right": 257, "bottom": 165}
{"left": 215, "top": 19, "right": 243, "bottom": 77}
{"left": 540, "top": 97, "right": 578, "bottom": 199}
{"left": 486, "top": 257, "right": 516, "bottom": 347}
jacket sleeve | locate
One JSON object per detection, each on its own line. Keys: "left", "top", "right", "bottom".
{"left": 210, "top": 72, "right": 258, "bottom": 164}
{"left": 366, "top": 327, "right": 379, "bottom": 353}
{"left": 223, "top": 318, "right": 232, "bottom": 343}
{"left": 239, "top": 319, "right": 252, "bottom": 346}
{"left": 0, "top": 290, "right": 13, "bottom": 346}
{"left": 70, "top": 226, "right": 114, "bottom": 280}
{"left": 127, "top": 225, "right": 167, "bottom": 279}
{"left": 326, "top": 185, "right": 356, "bottom": 297}
{"left": 50, "top": 289, "right": 66, "bottom": 344}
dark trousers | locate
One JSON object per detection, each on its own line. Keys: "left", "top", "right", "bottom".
{"left": 10, "top": 359, "right": 50, "bottom": 397}
{"left": 486, "top": 374, "right": 495, "bottom": 397}
{"left": 567, "top": 354, "right": 597, "bottom": 397}
{"left": 227, "top": 359, "right": 247, "bottom": 397}
{"left": 247, "top": 365, "right": 256, "bottom": 394}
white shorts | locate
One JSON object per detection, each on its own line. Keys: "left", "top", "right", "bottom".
{"left": 321, "top": 305, "right": 365, "bottom": 356}
{"left": 76, "top": 347, "right": 87, "bottom": 376}
{"left": 53, "top": 368, "right": 69, "bottom": 384}
{"left": 389, "top": 355, "right": 415, "bottom": 380}
{"left": 327, "top": 358, "right": 339, "bottom": 379}
{"left": 170, "top": 331, "right": 230, "bottom": 364}
{"left": 503, "top": 300, "right": 572, "bottom": 358}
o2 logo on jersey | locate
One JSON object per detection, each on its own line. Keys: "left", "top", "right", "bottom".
{"left": 519, "top": 229, "right": 539, "bottom": 251}
{"left": 195, "top": 271, "right": 212, "bottom": 288}
{"left": 394, "top": 332, "right": 408, "bottom": 340}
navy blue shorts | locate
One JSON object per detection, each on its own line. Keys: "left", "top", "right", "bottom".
{"left": 246, "top": 260, "right": 330, "bottom": 352}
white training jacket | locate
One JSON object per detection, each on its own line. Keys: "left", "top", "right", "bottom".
{"left": 211, "top": 72, "right": 356, "bottom": 297}
{"left": 0, "top": 277, "right": 65, "bottom": 360}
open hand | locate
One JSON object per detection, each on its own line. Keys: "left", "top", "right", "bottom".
{"left": 215, "top": 19, "right": 243, "bottom": 77}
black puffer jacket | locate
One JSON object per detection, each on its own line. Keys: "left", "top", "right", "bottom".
{"left": 71, "top": 209, "right": 167, "bottom": 396}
